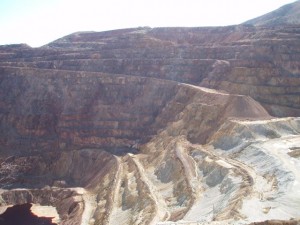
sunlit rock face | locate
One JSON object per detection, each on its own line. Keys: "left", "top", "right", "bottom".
{"left": 0, "top": 2, "right": 300, "bottom": 225}
{"left": 1, "top": 23, "right": 300, "bottom": 117}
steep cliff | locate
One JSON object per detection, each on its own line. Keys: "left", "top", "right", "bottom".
{"left": 0, "top": 3, "right": 300, "bottom": 225}
{"left": 1, "top": 24, "right": 299, "bottom": 117}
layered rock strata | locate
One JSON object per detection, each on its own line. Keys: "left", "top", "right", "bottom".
{"left": 1, "top": 70, "right": 299, "bottom": 224}
{"left": 0, "top": 24, "right": 300, "bottom": 116}
{"left": 0, "top": 4, "right": 300, "bottom": 225}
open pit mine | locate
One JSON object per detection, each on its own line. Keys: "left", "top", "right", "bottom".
{"left": 0, "top": 1, "right": 300, "bottom": 225}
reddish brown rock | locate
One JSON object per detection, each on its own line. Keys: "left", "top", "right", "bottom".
{"left": 0, "top": 4, "right": 300, "bottom": 225}
{"left": 1, "top": 24, "right": 299, "bottom": 117}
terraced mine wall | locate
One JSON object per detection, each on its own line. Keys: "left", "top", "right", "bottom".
{"left": 0, "top": 24, "right": 300, "bottom": 225}
{"left": 1, "top": 25, "right": 300, "bottom": 116}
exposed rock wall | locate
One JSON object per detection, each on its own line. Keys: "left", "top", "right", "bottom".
{"left": 1, "top": 25, "right": 300, "bottom": 116}
{"left": 0, "top": 11, "right": 300, "bottom": 225}
{"left": 0, "top": 68, "right": 180, "bottom": 156}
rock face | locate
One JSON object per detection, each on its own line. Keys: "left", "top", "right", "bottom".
{"left": 0, "top": 68, "right": 180, "bottom": 156}
{"left": 0, "top": 3, "right": 300, "bottom": 225}
{"left": 1, "top": 24, "right": 300, "bottom": 117}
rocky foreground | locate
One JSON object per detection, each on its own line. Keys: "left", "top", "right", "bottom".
{"left": 0, "top": 1, "right": 300, "bottom": 225}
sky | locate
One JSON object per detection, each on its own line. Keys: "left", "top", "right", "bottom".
{"left": 0, "top": 0, "right": 297, "bottom": 47}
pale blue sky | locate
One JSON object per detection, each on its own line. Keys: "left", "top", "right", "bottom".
{"left": 0, "top": 0, "right": 297, "bottom": 47}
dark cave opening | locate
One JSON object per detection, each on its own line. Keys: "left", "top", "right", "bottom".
{"left": 0, "top": 203, "right": 57, "bottom": 225}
